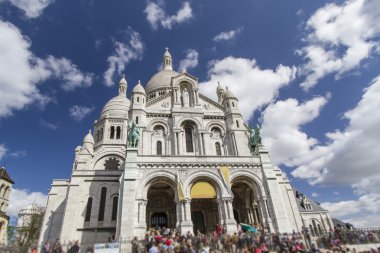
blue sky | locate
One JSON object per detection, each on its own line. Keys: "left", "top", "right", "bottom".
{"left": 0, "top": 0, "right": 379, "bottom": 226}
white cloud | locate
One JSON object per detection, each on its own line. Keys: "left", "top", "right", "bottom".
{"left": 8, "top": 188, "right": 48, "bottom": 217}
{"left": 103, "top": 28, "right": 144, "bottom": 86}
{"left": 298, "top": 0, "right": 380, "bottom": 90}
{"left": 261, "top": 96, "right": 328, "bottom": 166}
{"left": 199, "top": 57, "right": 297, "bottom": 119}
{"left": 39, "top": 56, "right": 94, "bottom": 91}
{"left": 1, "top": 0, "right": 54, "bottom": 18}
{"left": 260, "top": 76, "right": 380, "bottom": 226}
{"left": 213, "top": 27, "right": 244, "bottom": 42}
{"left": 69, "top": 105, "right": 94, "bottom": 121}
{"left": 0, "top": 20, "right": 94, "bottom": 118}
{"left": 0, "top": 144, "right": 26, "bottom": 159}
{"left": 144, "top": 2, "right": 193, "bottom": 30}
{"left": 39, "top": 119, "right": 59, "bottom": 130}
{"left": 0, "top": 144, "right": 7, "bottom": 160}
{"left": 311, "top": 192, "right": 320, "bottom": 198}
{"left": 8, "top": 150, "right": 26, "bottom": 157}
{"left": 178, "top": 49, "right": 198, "bottom": 72}
{"left": 291, "top": 76, "right": 380, "bottom": 187}
{"left": 321, "top": 192, "right": 380, "bottom": 227}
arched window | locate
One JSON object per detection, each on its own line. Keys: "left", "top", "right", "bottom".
{"left": 312, "top": 220, "right": 318, "bottom": 236}
{"left": 85, "top": 197, "right": 92, "bottom": 222}
{"left": 232, "top": 102, "right": 235, "bottom": 107}
{"left": 137, "top": 97, "right": 140, "bottom": 103}
{"left": 112, "top": 196, "right": 118, "bottom": 221}
{"left": 110, "top": 126, "right": 115, "bottom": 139}
{"left": 100, "top": 128, "right": 104, "bottom": 140}
{"left": 185, "top": 127, "right": 193, "bottom": 152}
{"left": 98, "top": 187, "right": 107, "bottom": 221}
{"left": 116, "top": 126, "right": 121, "bottom": 139}
{"left": 317, "top": 224, "right": 322, "bottom": 235}
{"left": 157, "top": 141, "right": 162, "bottom": 155}
{"left": 236, "top": 120, "right": 240, "bottom": 128}
{"left": 96, "top": 130, "right": 100, "bottom": 141}
{"left": 215, "top": 142, "right": 222, "bottom": 156}
{"left": 3, "top": 187, "right": 8, "bottom": 197}
{"left": 143, "top": 98, "right": 145, "bottom": 104}
{"left": 135, "top": 116, "right": 139, "bottom": 125}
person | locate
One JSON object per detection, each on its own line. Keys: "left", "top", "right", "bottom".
{"left": 132, "top": 236, "right": 139, "bottom": 253}
{"left": 52, "top": 239, "right": 63, "bottom": 253}
{"left": 149, "top": 241, "right": 160, "bottom": 253}
{"left": 42, "top": 241, "right": 50, "bottom": 253}
{"left": 32, "top": 247, "right": 38, "bottom": 253}
{"left": 68, "top": 240, "right": 80, "bottom": 253}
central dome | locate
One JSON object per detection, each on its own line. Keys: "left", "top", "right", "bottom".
{"left": 146, "top": 69, "right": 179, "bottom": 94}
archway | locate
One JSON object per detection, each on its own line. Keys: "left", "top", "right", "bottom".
{"left": 190, "top": 181, "right": 219, "bottom": 234}
{"left": 231, "top": 181, "right": 262, "bottom": 228}
{"left": 146, "top": 181, "right": 176, "bottom": 229}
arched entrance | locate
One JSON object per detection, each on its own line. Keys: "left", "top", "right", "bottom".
{"left": 190, "top": 181, "right": 219, "bottom": 234}
{"left": 146, "top": 181, "right": 176, "bottom": 229}
{"left": 231, "top": 181, "right": 262, "bottom": 227}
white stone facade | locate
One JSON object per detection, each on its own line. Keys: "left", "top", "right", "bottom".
{"left": 39, "top": 49, "right": 331, "bottom": 249}
{"left": 0, "top": 167, "right": 14, "bottom": 246}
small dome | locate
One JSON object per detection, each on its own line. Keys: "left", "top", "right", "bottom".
{"left": 217, "top": 82, "right": 224, "bottom": 92}
{"left": 119, "top": 76, "right": 127, "bottom": 85}
{"left": 146, "top": 69, "right": 179, "bottom": 94}
{"left": 83, "top": 130, "right": 94, "bottom": 144}
{"left": 224, "top": 87, "right": 237, "bottom": 99}
{"left": 132, "top": 80, "right": 146, "bottom": 94}
{"left": 164, "top": 47, "right": 172, "bottom": 58}
{"left": 100, "top": 95, "right": 130, "bottom": 119}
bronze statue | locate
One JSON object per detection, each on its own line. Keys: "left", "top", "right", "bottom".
{"left": 248, "top": 124, "right": 262, "bottom": 154}
{"left": 127, "top": 121, "right": 140, "bottom": 148}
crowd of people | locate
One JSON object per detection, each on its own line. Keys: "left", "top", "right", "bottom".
{"left": 136, "top": 225, "right": 315, "bottom": 253}
{"left": 316, "top": 227, "right": 380, "bottom": 250}
{"left": 35, "top": 225, "right": 380, "bottom": 253}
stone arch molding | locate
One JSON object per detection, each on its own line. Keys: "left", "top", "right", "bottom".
{"left": 147, "top": 119, "right": 170, "bottom": 133}
{"left": 230, "top": 170, "right": 266, "bottom": 199}
{"left": 172, "top": 75, "right": 199, "bottom": 90}
{"left": 137, "top": 170, "right": 177, "bottom": 200}
{"left": 93, "top": 153, "right": 125, "bottom": 170}
{"left": 206, "top": 121, "right": 226, "bottom": 135}
{"left": 184, "top": 170, "right": 230, "bottom": 199}
{"left": 176, "top": 117, "right": 203, "bottom": 130}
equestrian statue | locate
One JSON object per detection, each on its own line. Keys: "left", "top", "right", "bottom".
{"left": 127, "top": 121, "right": 140, "bottom": 148}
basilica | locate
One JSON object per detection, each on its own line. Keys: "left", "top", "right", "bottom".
{"left": 39, "top": 49, "right": 332, "bottom": 247}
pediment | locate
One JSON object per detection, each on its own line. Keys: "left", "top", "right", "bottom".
{"left": 146, "top": 93, "right": 172, "bottom": 111}
{"left": 199, "top": 93, "right": 224, "bottom": 113}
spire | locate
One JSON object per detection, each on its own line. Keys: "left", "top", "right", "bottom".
{"left": 163, "top": 47, "right": 173, "bottom": 70}
{"left": 118, "top": 74, "right": 127, "bottom": 96}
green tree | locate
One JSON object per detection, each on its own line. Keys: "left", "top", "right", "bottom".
{"left": 13, "top": 212, "right": 43, "bottom": 253}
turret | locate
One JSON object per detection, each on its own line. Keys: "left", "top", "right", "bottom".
{"left": 217, "top": 81, "right": 225, "bottom": 103}
{"left": 82, "top": 130, "right": 94, "bottom": 155}
{"left": 130, "top": 80, "right": 147, "bottom": 127}
{"left": 118, "top": 75, "right": 127, "bottom": 96}
{"left": 163, "top": 47, "right": 173, "bottom": 70}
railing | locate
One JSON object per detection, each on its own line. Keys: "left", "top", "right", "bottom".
{"left": 316, "top": 228, "right": 380, "bottom": 249}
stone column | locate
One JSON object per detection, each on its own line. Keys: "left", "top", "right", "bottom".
{"left": 223, "top": 198, "right": 237, "bottom": 234}
{"left": 227, "top": 200, "right": 234, "bottom": 220}
{"left": 173, "top": 131, "right": 178, "bottom": 155}
{"left": 259, "top": 196, "right": 274, "bottom": 232}
{"left": 178, "top": 199, "right": 193, "bottom": 235}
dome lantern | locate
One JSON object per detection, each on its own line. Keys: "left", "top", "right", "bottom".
{"left": 118, "top": 74, "right": 127, "bottom": 96}
{"left": 163, "top": 47, "right": 173, "bottom": 71}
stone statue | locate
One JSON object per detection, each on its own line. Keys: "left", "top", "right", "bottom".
{"left": 127, "top": 121, "right": 140, "bottom": 148}
{"left": 182, "top": 88, "right": 189, "bottom": 107}
{"left": 248, "top": 124, "right": 262, "bottom": 154}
